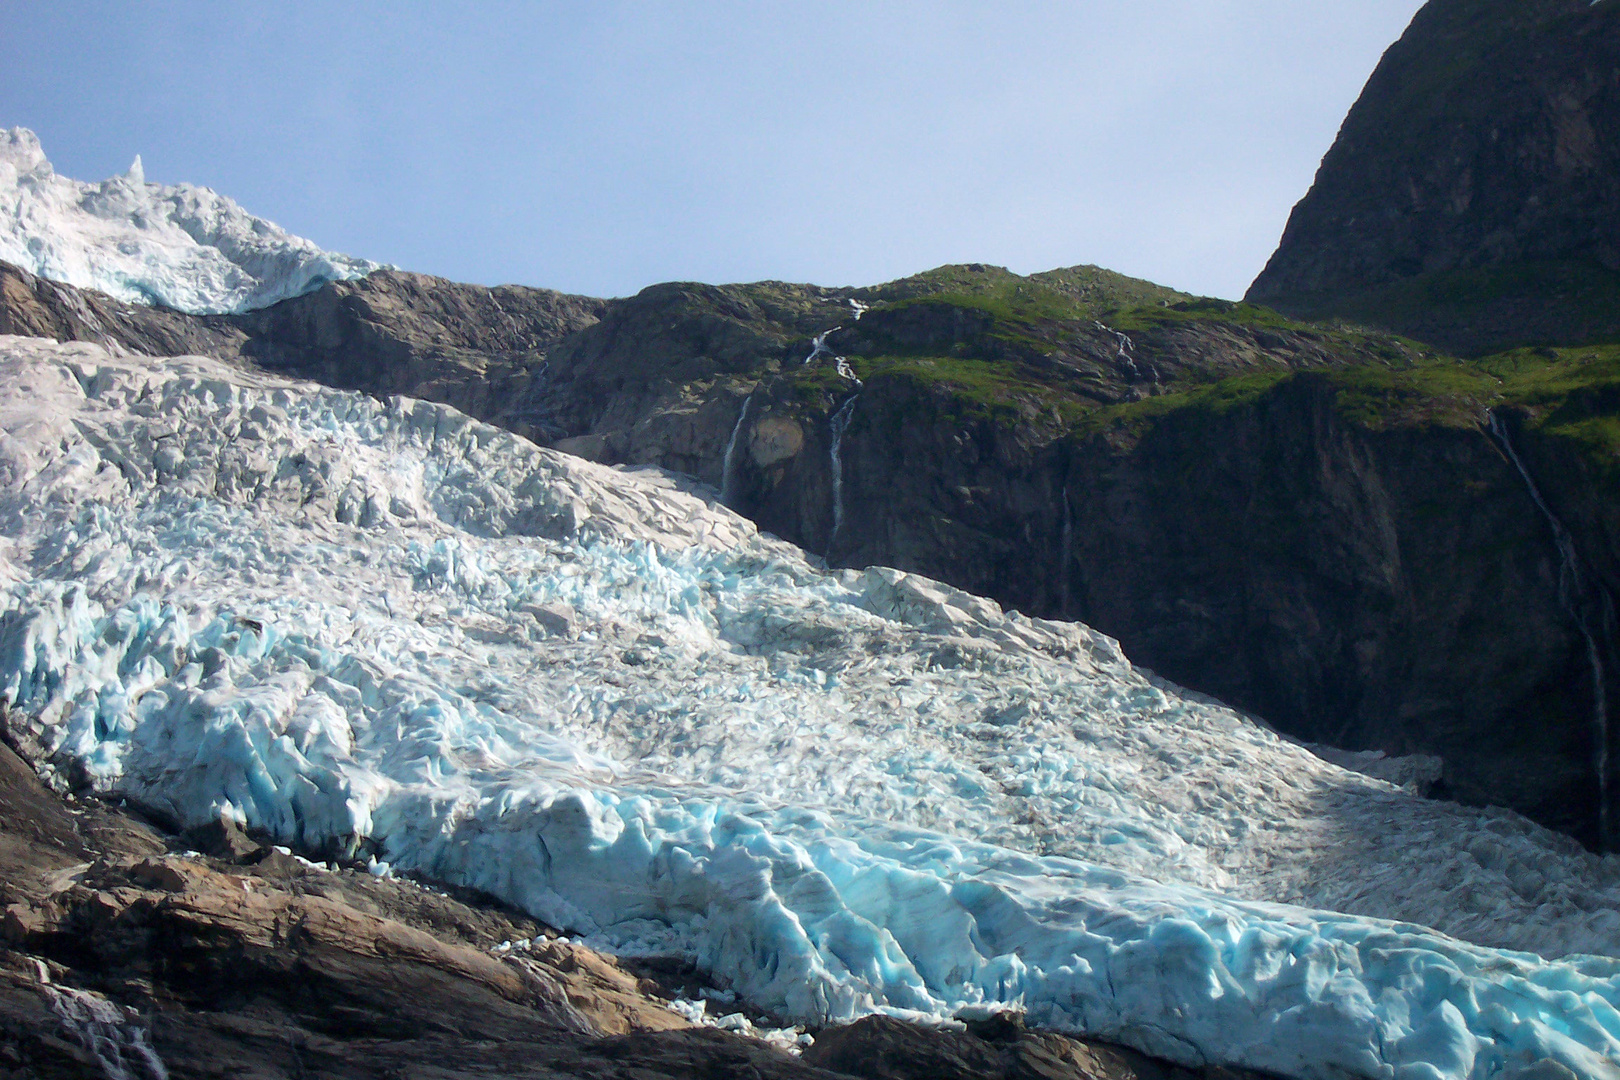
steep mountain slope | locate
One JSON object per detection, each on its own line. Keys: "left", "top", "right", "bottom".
{"left": 0, "top": 128, "right": 379, "bottom": 315}
{"left": 1246, "top": 0, "right": 1620, "bottom": 354}
{"left": 3, "top": 335, "right": 1620, "bottom": 1080}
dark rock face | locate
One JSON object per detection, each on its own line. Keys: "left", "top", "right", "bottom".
{"left": 0, "top": 261, "right": 246, "bottom": 358}
{"left": 0, "top": 260, "right": 606, "bottom": 445}
{"left": 232, "top": 268, "right": 607, "bottom": 442}
{"left": 1248, "top": 0, "right": 1620, "bottom": 354}
{"left": 537, "top": 279, "right": 846, "bottom": 473}
{"left": 1058, "top": 390, "right": 1617, "bottom": 845}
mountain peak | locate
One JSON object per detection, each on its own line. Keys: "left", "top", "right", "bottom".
{"left": 1246, "top": 0, "right": 1620, "bottom": 354}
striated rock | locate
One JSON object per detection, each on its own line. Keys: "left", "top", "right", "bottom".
{"left": 0, "top": 734, "right": 769, "bottom": 1078}
{"left": 182, "top": 815, "right": 264, "bottom": 864}
{"left": 0, "top": 260, "right": 246, "bottom": 359}
{"left": 232, "top": 267, "right": 607, "bottom": 443}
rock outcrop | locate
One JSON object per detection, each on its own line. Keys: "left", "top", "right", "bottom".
{"left": 1247, "top": 0, "right": 1620, "bottom": 354}
{"left": 733, "top": 356, "right": 1620, "bottom": 847}
{"left": 802, "top": 1014, "right": 1252, "bottom": 1080}
{"left": 0, "top": 734, "right": 773, "bottom": 1079}
{"left": 0, "top": 259, "right": 606, "bottom": 444}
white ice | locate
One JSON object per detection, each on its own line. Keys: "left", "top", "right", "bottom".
{"left": 0, "top": 128, "right": 379, "bottom": 315}
{"left": 2, "top": 335, "right": 1620, "bottom": 1080}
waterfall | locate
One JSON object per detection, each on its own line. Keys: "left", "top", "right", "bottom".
{"left": 719, "top": 394, "right": 754, "bottom": 508}
{"left": 829, "top": 394, "right": 860, "bottom": 551}
{"left": 489, "top": 294, "right": 527, "bottom": 349}
{"left": 1094, "top": 320, "right": 1142, "bottom": 381}
{"left": 1060, "top": 486, "right": 1073, "bottom": 619}
{"left": 1487, "top": 410, "right": 1614, "bottom": 847}
{"left": 804, "top": 327, "right": 840, "bottom": 365}
{"left": 40, "top": 969, "right": 168, "bottom": 1080}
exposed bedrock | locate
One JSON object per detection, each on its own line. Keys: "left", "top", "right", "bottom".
{"left": 0, "top": 260, "right": 607, "bottom": 445}
{"left": 0, "top": 729, "right": 1236, "bottom": 1080}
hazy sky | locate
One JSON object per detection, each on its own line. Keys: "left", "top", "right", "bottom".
{"left": 4, "top": 2, "right": 1426, "bottom": 300}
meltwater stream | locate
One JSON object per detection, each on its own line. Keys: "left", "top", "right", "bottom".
{"left": 1060, "top": 486, "right": 1074, "bottom": 619}
{"left": 828, "top": 393, "right": 860, "bottom": 550}
{"left": 804, "top": 328, "right": 839, "bottom": 365}
{"left": 1487, "top": 410, "right": 1615, "bottom": 849}
{"left": 719, "top": 393, "right": 754, "bottom": 508}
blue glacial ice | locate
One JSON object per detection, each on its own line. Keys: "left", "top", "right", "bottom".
{"left": 0, "top": 128, "right": 379, "bottom": 315}
{"left": 1, "top": 334, "right": 1620, "bottom": 1080}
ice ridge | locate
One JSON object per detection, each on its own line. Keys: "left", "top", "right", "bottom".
{"left": 3, "top": 335, "right": 1620, "bottom": 1079}
{"left": 0, "top": 127, "right": 380, "bottom": 315}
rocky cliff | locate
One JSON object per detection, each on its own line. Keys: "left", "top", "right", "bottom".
{"left": 1246, "top": 0, "right": 1620, "bottom": 355}
{"left": 5, "top": 253, "right": 1618, "bottom": 851}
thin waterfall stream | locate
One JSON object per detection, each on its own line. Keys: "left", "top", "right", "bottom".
{"left": 719, "top": 393, "right": 754, "bottom": 508}
{"left": 803, "top": 328, "right": 839, "bottom": 365}
{"left": 801, "top": 320, "right": 864, "bottom": 558}
{"left": 828, "top": 393, "right": 860, "bottom": 553}
{"left": 1060, "top": 486, "right": 1074, "bottom": 618}
{"left": 1487, "top": 410, "right": 1615, "bottom": 848}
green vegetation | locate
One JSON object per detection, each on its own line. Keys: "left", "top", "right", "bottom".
{"left": 710, "top": 262, "right": 1620, "bottom": 480}
{"left": 1074, "top": 341, "right": 1620, "bottom": 476}
{"left": 858, "top": 263, "right": 1188, "bottom": 324}
{"left": 1485, "top": 344, "right": 1620, "bottom": 474}
{"left": 779, "top": 350, "right": 1088, "bottom": 427}
{"left": 855, "top": 354, "right": 1086, "bottom": 423}
{"left": 1071, "top": 372, "right": 1294, "bottom": 443}
{"left": 1320, "top": 363, "right": 1499, "bottom": 431}
{"left": 1268, "top": 261, "right": 1620, "bottom": 358}
{"left": 1103, "top": 297, "right": 1301, "bottom": 332}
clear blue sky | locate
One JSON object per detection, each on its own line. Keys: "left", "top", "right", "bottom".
{"left": 3, "top": 2, "right": 1426, "bottom": 300}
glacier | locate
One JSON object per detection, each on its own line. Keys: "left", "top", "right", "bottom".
{"left": 2, "top": 334, "right": 1620, "bottom": 1079}
{"left": 0, "top": 128, "right": 379, "bottom": 315}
